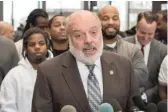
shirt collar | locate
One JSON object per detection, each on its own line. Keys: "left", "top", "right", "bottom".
{"left": 76, "top": 57, "right": 101, "bottom": 69}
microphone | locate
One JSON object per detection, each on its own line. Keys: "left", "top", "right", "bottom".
{"left": 145, "top": 103, "right": 157, "bottom": 112}
{"left": 99, "top": 103, "right": 114, "bottom": 112}
{"left": 157, "top": 100, "right": 167, "bottom": 112}
{"left": 130, "top": 106, "right": 140, "bottom": 112}
{"left": 110, "top": 99, "right": 122, "bottom": 112}
{"left": 60, "top": 105, "right": 77, "bottom": 112}
{"left": 132, "top": 96, "right": 146, "bottom": 111}
{"left": 99, "top": 100, "right": 122, "bottom": 112}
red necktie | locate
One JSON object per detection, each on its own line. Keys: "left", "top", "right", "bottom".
{"left": 141, "top": 45, "right": 145, "bottom": 56}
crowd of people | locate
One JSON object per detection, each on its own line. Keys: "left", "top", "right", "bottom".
{"left": 0, "top": 5, "right": 167, "bottom": 112}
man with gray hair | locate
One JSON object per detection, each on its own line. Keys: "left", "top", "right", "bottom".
{"left": 32, "top": 10, "right": 140, "bottom": 112}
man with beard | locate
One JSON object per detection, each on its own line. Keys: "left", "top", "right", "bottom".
{"left": 98, "top": 5, "right": 148, "bottom": 93}
{"left": 155, "top": 10, "right": 167, "bottom": 44}
{"left": 48, "top": 15, "right": 69, "bottom": 56}
{"left": 31, "top": 10, "right": 140, "bottom": 112}
{"left": 15, "top": 9, "right": 49, "bottom": 59}
{"left": 0, "top": 27, "right": 53, "bottom": 112}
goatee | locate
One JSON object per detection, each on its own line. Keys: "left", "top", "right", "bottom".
{"left": 102, "top": 29, "right": 118, "bottom": 40}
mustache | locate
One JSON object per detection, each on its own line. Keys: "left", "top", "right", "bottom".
{"left": 104, "top": 24, "right": 119, "bottom": 30}
{"left": 83, "top": 44, "right": 97, "bottom": 50}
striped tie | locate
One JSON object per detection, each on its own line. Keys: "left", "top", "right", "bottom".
{"left": 86, "top": 65, "right": 102, "bottom": 112}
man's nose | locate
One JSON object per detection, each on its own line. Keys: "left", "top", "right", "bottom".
{"left": 144, "top": 34, "right": 149, "bottom": 40}
{"left": 85, "top": 33, "right": 93, "bottom": 43}
{"left": 35, "top": 44, "right": 41, "bottom": 50}
{"left": 60, "top": 24, "right": 65, "bottom": 30}
{"left": 108, "top": 18, "right": 115, "bottom": 25}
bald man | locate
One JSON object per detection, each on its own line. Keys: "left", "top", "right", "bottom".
{"left": 0, "top": 21, "right": 15, "bottom": 40}
{"left": 98, "top": 5, "right": 148, "bottom": 93}
{"left": 32, "top": 10, "right": 140, "bottom": 112}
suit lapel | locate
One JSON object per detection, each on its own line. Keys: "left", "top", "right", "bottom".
{"left": 62, "top": 52, "right": 91, "bottom": 112}
{"left": 147, "top": 40, "right": 155, "bottom": 71}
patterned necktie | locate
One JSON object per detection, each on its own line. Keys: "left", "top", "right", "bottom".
{"left": 86, "top": 65, "right": 102, "bottom": 112}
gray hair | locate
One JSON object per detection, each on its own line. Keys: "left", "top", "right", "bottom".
{"left": 64, "top": 11, "right": 101, "bottom": 35}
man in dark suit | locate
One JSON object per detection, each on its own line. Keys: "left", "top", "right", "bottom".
{"left": 125, "top": 11, "right": 167, "bottom": 104}
{"left": 32, "top": 10, "right": 140, "bottom": 112}
{"left": 155, "top": 10, "right": 167, "bottom": 44}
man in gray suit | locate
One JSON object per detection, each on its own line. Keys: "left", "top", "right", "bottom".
{"left": 98, "top": 5, "right": 148, "bottom": 92}
{"left": 0, "top": 36, "right": 19, "bottom": 75}
{"left": 125, "top": 11, "right": 167, "bottom": 104}
{"left": 32, "top": 10, "right": 140, "bottom": 112}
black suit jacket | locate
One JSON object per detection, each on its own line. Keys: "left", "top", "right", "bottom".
{"left": 32, "top": 51, "right": 140, "bottom": 112}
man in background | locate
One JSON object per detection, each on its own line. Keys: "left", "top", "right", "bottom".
{"left": 0, "top": 21, "right": 15, "bottom": 41}
{"left": 125, "top": 11, "right": 167, "bottom": 104}
{"left": 0, "top": 27, "right": 53, "bottom": 112}
{"left": 98, "top": 5, "right": 148, "bottom": 92}
{"left": 15, "top": 8, "right": 49, "bottom": 59}
{"left": 155, "top": 10, "right": 167, "bottom": 44}
{"left": 48, "top": 14, "right": 69, "bottom": 56}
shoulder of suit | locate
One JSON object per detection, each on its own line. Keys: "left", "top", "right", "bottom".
{"left": 0, "top": 36, "right": 14, "bottom": 45}
{"left": 103, "top": 50, "right": 131, "bottom": 63}
{"left": 120, "top": 39, "right": 140, "bottom": 51}
{"left": 152, "top": 39, "right": 167, "bottom": 50}
{"left": 40, "top": 51, "right": 69, "bottom": 67}
{"left": 124, "top": 35, "right": 135, "bottom": 41}
{"left": 0, "top": 37, "right": 17, "bottom": 54}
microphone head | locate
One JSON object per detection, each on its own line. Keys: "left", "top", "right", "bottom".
{"left": 99, "top": 103, "right": 114, "bottom": 112}
{"left": 146, "top": 103, "right": 157, "bottom": 112}
{"left": 60, "top": 105, "right": 77, "bottom": 112}
{"left": 130, "top": 106, "right": 140, "bottom": 112}
{"left": 157, "top": 100, "right": 167, "bottom": 112}
{"left": 110, "top": 99, "right": 122, "bottom": 111}
{"left": 132, "top": 95, "right": 146, "bottom": 110}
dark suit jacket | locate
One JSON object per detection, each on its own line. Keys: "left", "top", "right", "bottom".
{"left": 125, "top": 36, "right": 167, "bottom": 103}
{"left": 0, "top": 67, "right": 5, "bottom": 85}
{"left": 32, "top": 51, "right": 140, "bottom": 112}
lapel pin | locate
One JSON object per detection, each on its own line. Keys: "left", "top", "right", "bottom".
{"left": 110, "top": 70, "right": 114, "bottom": 75}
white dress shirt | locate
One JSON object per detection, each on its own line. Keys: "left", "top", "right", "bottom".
{"left": 135, "top": 36, "right": 151, "bottom": 65}
{"left": 158, "top": 55, "right": 168, "bottom": 86}
{"left": 76, "top": 58, "right": 103, "bottom": 98}
{"left": 106, "top": 41, "right": 117, "bottom": 48}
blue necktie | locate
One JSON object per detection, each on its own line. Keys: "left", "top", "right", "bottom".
{"left": 86, "top": 65, "right": 102, "bottom": 112}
